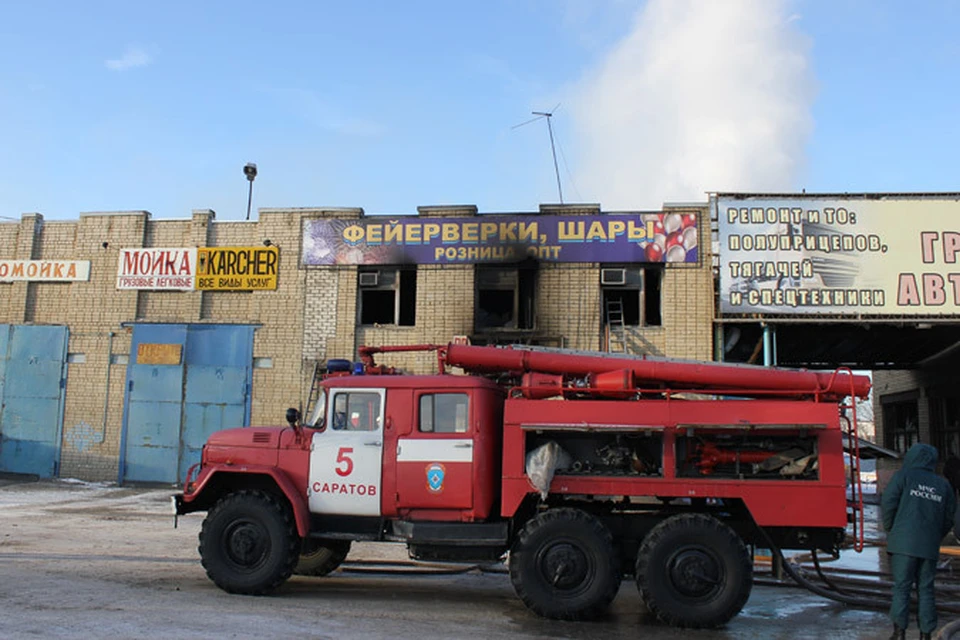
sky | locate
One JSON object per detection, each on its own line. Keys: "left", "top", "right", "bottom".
{"left": 1, "top": 0, "right": 959, "bottom": 221}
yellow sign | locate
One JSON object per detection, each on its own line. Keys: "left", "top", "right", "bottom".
{"left": 137, "top": 343, "right": 182, "bottom": 365}
{"left": 196, "top": 246, "right": 279, "bottom": 291}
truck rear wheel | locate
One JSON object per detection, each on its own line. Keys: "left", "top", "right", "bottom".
{"left": 294, "top": 540, "right": 351, "bottom": 576}
{"left": 509, "top": 508, "right": 621, "bottom": 620}
{"left": 199, "top": 490, "right": 300, "bottom": 595}
{"left": 635, "top": 513, "right": 752, "bottom": 628}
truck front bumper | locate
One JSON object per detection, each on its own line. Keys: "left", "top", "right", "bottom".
{"left": 171, "top": 494, "right": 187, "bottom": 516}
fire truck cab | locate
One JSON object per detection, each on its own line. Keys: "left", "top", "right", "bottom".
{"left": 305, "top": 374, "right": 504, "bottom": 528}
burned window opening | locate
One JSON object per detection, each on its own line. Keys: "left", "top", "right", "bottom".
{"left": 477, "top": 290, "right": 514, "bottom": 328}
{"left": 883, "top": 398, "right": 919, "bottom": 454}
{"left": 644, "top": 267, "right": 662, "bottom": 326}
{"left": 360, "top": 290, "right": 396, "bottom": 325}
{"left": 399, "top": 269, "right": 417, "bottom": 326}
{"left": 475, "top": 266, "right": 536, "bottom": 331}
{"left": 359, "top": 267, "right": 417, "bottom": 327}
{"left": 603, "top": 289, "right": 641, "bottom": 325}
{"left": 601, "top": 266, "right": 662, "bottom": 327}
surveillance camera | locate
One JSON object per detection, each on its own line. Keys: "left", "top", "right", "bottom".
{"left": 243, "top": 163, "right": 258, "bottom": 180}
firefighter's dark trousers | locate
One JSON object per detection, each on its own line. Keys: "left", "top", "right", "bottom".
{"left": 889, "top": 553, "right": 938, "bottom": 633}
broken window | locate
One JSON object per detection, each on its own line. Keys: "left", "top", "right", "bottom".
{"left": 882, "top": 397, "right": 919, "bottom": 453}
{"left": 475, "top": 265, "right": 536, "bottom": 331}
{"left": 601, "top": 266, "right": 662, "bottom": 327}
{"left": 935, "top": 397, "right": 960, "bottom": 459}
{"left": 358, "top": 267, "right": 417, "bottom": 326}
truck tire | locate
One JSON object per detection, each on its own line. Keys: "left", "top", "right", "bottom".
{"left": 294, "top": 540, "right": 351, "bottom": 576}
{"left": 635, "top": 513, "right": 752, "bottom": 628}
{"left": 509, "top": 508, "right": 621, "bottom": 620}
{"left": 199, "top": 490, "right": 300, "bottom": 595}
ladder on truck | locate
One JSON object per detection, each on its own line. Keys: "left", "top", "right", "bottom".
{"left": 605, "top": 299, "right": 626, "bottom": 353}
{"left": 303, "top": 361, "right": 325, "bottom": 424}
{"left": 828, "top": 366, "right": 865, "bottom": 553}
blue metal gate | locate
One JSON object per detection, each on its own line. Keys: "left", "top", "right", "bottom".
{"left": 121, "top": 324, "right": 253, "bottom": 484}
{"left": 0, "top": 325, "right": 69, "bottom": 478}
{"left": 180, "top": 325, "right": 252, "bottom": 481}
{"left": 122, "top": 324, "right": 187, "bottom": 484}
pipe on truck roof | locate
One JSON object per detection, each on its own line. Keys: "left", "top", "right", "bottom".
{"left": 441, "top": 343, "right": 871, "bottom": 399}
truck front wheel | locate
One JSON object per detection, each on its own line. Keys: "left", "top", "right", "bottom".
{"left": 199, "top": 490, "right": 300, "bottom": 595}
{"left": 509, "top": 508, "right": 621, "bottom": 620}
{"left": 294, "top": 540, "right": 351, "bottom": 576}
{"left": 635, "top": 513, "right": 752, "bottom": 628}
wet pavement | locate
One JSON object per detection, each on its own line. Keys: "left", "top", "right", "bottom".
{"left": 0, "top": 478, "right": 958, "bottom": 639}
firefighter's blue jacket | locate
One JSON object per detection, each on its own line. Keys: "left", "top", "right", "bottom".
{"left": 882, "top": 443, "right": 957, "bottom": 559}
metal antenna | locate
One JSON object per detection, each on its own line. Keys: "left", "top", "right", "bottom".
{"left": 512, "top": 105, "right": 564, "bottom": 203}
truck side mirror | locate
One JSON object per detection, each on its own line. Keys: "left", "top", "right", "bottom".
{"left": 285, "top": 408, "right": 301, "bottom": 428}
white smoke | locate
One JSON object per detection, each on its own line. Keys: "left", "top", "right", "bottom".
{"left": 570, "top": 0, "right": 814, "bottom": 208}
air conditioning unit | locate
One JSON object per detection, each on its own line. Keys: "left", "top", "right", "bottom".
{"left": 359, "top": 271, "right": 379, "bottom": 287}
{"left": 600, "top": 268, "right": 626, "bottom": 286}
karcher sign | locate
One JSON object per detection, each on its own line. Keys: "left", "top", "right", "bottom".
{"left": 196, "top": 246, "right": 279, "bottom": 291}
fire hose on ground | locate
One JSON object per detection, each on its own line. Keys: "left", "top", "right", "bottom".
{"left": 758, "top": 528, "right": 960, "bottom": 616}
{"left": 328, "top": 537, "right": 960, "bottom": 622}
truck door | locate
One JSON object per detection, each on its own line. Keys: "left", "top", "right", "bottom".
{"left": 396, "top": 391, "right": 473, "bottom": 510}
{"left": 308, "top": 388, "right": 384, "bottom": 516}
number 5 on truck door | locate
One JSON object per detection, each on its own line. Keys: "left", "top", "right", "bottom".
{"left": 308, "top": 389, "right": 384, "bottom": 516}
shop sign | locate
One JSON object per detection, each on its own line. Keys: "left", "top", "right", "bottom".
{"left": 0, "top": 260, "right": 90, "bottom": 282}
{"left": 197, "top": 246, "right": 279, "bottom": 290}
{"left": 117, "top": 248, "right": 196, "bottom": 290}
{"left": 301, "top": 213, "right": 699, "bottom": 266}
{"left": 717, "top": 195, "right": 960, "bottom": 316}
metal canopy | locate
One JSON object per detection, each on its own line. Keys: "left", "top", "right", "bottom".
{"left": 720, "top": 322, "right": 960, "bottom": 370}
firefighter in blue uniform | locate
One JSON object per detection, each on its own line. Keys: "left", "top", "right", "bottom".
{"left": 882, "top": 443, "right": 957, "bottom": 640}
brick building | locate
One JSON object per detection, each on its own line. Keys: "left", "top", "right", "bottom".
{"left": 873, "top": 368, "right": 960, "bottom": 457}
{"left": 0, "top": 202, "right": 712, "bottom": 483}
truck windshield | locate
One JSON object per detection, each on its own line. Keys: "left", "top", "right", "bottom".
{"left": 307, "top": 392, "right": 326, "bottom": 428}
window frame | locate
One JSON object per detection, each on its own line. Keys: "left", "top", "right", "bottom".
{"left": 418, "top": 392, "right": 471, "bottom": 434}
{"left": 882, "top": 398, "right": 919, "bottom": 453}
{"left": 330, "top": 390, "right": 383, "bottom": 432}
{"left": 358, "top": 266, "right": 417, "bottom": 327}
{"left": 600, "top": 265, "right": 662, "bottom": 328}
{"left": 934, "top": 396, "right": 960, "bottom": 459}
{"left": 474, "top": 265, "right": 536, "bottom": 331}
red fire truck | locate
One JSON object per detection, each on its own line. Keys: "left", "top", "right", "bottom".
{"left": 173, "top": 343, "right": 869, "bottom": 628}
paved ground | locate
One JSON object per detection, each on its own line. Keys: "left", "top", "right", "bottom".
{"left": 0, "top": 478, "right": 951, "bottom": 639}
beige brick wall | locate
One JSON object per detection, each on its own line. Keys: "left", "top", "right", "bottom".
{"left": 1, "top": 215, "right": 45, "bottom": 322}
{"left": 1, "top": 203, "right": 716, "bottom": 482}
{"left": 42, "top": 212, "right": 148, "bottom": 480}
{"left": 0, "top": 209, "right": 312, "bottom": 481}
{"left": 59, "top": 332, "right": 130, "bottom": 480}
{"left": 355, "top": 264, "right": 476, "bottom": 374}
{"left": 535, "top": 264, "right": 599, "bottom": 351}
{"left": 0, "top": 220, "right": 21, "bottom": 320}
